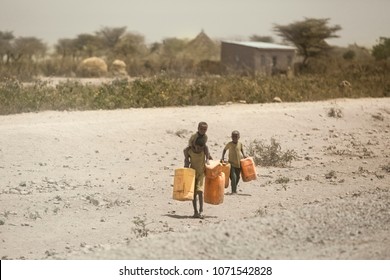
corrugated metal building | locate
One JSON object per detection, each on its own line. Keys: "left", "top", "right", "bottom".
{"left": 221, "top": 41, "right": 296, "bottom": 75}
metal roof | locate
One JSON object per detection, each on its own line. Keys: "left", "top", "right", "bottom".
{"left": 222, "top": 41, "right": 296, "bottom": 50}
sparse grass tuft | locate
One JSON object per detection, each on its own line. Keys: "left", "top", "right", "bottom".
{"left": 254, "top": 207, "right": 268, "bottom": 217}
{"left": 275, "top": 176, "right": 290, "bottom": 184}
{"left": 381, "top": 163, "right": 390, "bottom": 173}
{"left": 132, "top": 216, "right": 150, "bottom": 238}
{"left": 328, "top": 107, "right": 343, "bottom": 118}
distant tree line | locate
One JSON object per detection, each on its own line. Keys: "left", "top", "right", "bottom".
{"left": 1, "top": 18, "right": 389, "bottom": 80}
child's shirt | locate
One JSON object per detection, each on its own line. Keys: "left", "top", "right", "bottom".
{"left": 188, "top": 132, "right": 208, "bottom": 154}
{"left": 224, "top": 141, "right": 243, "bottom": 168}
{"left": 187, "top": 148, "right": 206, "bottom": 178}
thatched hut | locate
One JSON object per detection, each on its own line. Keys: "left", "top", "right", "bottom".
{"left": 78, "top": 57, "right": 108, "bottom": 77}
{"left": 111, "top": 59, "right": 128, "bottom": 77}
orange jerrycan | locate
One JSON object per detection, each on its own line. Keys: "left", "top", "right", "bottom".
{"left": 204, "top": 172, "right": 225, "bottom": 205}
{"left": 172, "top": 168, "right": 195, "bottom": 201}
{"left": 205, "top": 160, "right": 222, "bottom": 179}
{"left": 240, "top": 157, "right": 257, "bottom": 182}
{"left": 221, "top": 162, "right": 231, "bottom": 188}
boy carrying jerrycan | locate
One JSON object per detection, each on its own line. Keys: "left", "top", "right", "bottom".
{"left": 182, "top": 121, "right": 211, "bottom": 219}
{"left": 221, "top": 130, "right": 256, "bottom": 194}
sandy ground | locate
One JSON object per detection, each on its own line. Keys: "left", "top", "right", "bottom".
{"left": 0, "top": 97, "right": 389, "bottom": 260}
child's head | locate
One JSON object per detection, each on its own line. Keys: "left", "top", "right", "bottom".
{"left": 197, "top": 121, "right": 208, "bottom": 135}
{"left": 231, "top": 130, "right": 240, "bottom": 143}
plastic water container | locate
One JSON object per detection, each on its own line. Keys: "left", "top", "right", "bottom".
{"left": 240, "top": 157, "right": 257, "bottom": 182}
{"left": 205, "top": 160, "right": 222, "bottom": 179}
{"left": 204, "top": 172, "right": 225, "bottom": 205}
{"left": 172, "top": 168, "right": 195, "bottom": 201}
{"left": 221, "top": 162, "right": 231, "bottom": 188}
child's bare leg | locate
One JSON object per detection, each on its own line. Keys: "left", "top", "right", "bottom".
{"left": 198, "top": 191, "right": 203, "bottom": 214}
{"left": 192, "top": 194, "right": 198, "bottom": 216}
{"left": 230, "top": 167, "right": 238, "bottom": 193}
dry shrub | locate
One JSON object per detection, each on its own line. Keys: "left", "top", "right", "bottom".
{"left": 248, "top": 138, "right": 298, "bottom": 167}
{"left": 1, "top": 72, "right": 389, "bottom": 115}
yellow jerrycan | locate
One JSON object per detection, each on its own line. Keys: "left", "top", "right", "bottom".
{"left": 204, "top": 172, "right": 225, "bottom": 205}
{"left": 240, "top": 157, "right": 257, "bottom": 182}
{"left": 172, "top": 168, "right": 195, "bottom": 201}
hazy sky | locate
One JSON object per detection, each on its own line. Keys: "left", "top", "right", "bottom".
{"left": 1, "top": 0, "right": 389, "bottom": 48}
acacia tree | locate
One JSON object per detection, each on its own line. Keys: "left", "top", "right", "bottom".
{"left": 372, "top": 37, "right": 390, "bottom": 60}
{"left": 274, "top": 18, "right": 341, "bottom": 66}
{"left": 112, "top": 32, "right": 147, "bottom": 59}
{"left": 55, "top": 38, "right": 78, "bottom": 60}
{"left": 96, "top": 26, "right": 127, "bottom": 50}
{"left": 0, "top": 31, "right": 14, "bottom": 64}
{"left": 11, "top": 37, "right": 47, "bottom": 62}
{"left": 112, "top": 32, "right": 148, "bottom": 75}
{"left": 73, "top": 33, "right": 102, "bottom": 58}
{"left": 160, "top": 38, "right": 190, "bottom": 72}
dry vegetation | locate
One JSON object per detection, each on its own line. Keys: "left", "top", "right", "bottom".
{"left": 0, "top": 68, "right": 389, "bottom": 115}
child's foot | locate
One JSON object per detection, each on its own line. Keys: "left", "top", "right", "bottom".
{"left": 193, "top": 212, "right": 204, "bottom": 219}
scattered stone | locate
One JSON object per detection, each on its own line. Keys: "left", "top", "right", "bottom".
{"left": 273, "top": 97, "right": 282, "bottom": 103}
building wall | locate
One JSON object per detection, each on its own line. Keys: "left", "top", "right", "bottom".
{"left": 221, "top": 42, "right": 295, "bottom": 75}
{"left": 221, "top": 43, "right": 256, "bottom": 73}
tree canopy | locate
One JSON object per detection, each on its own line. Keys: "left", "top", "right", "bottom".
{"left": 372, "top": 37, "right": 390, "bottom": 60}
{"left": 274, "top": 18, "right": 341, "bottom": 65}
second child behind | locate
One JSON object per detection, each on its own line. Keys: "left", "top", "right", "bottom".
{"left": 221, "top": 130, "right": 247, "bottom": 194}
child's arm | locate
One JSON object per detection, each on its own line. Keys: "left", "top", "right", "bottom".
{"left": 221, "top": 148, "right": 227, "bottom": 163}
{"left": 183, "top": 146, "right": 190, "bottom": 167}
{"left": 205, "top": 145, "right": 211, "bottom": 165}
{"left": 240, "top": 144, "right": 247, "bottom": 158}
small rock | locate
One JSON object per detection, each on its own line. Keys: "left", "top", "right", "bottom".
{"left": 273, "top": 97, "right": 282, "bottom": 103}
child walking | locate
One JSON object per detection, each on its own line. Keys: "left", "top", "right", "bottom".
{"left": 221, "top": 130, "right": 247, "bottom": 194}
{"left": 184, "top": 121, "right": 211, "bottom": 218}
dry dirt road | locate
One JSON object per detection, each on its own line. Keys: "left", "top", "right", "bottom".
{"left": 0, "top": 97, "right": 389, "bottom": 259}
